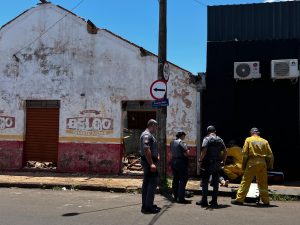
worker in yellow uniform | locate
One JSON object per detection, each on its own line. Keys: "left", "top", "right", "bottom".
{"left": 223, "top": 140, "right": 243, "bottom": 181}
{"left": 231, "top": 127, "right": 274, "bottom": 206}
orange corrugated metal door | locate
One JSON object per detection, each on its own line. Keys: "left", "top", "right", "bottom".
{"left": 24, "top": 102, "right": 59, "bottom": 163}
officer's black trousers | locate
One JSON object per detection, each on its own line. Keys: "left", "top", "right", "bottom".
{"left": 141, "top": 161, "right": 158, "bottom": 209}
{"left": 172, "top": 159, "right": 188, "bottom": 201}
{"left": 201, "top": 169, "right": 219, "bottom": 203}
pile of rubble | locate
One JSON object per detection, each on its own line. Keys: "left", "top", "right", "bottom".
{"left": 122, "top": 154, "right": 143, "bottom": 174}
{"left": 26, "top": 161, "right": 57, "bottom": 170}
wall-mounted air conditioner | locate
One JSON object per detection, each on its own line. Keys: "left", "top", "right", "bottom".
{"left": 234, "top": 61, "right": 261, "bottom": 80}
{"left": 271, "top": 59, "right": 299, "bottom": 79}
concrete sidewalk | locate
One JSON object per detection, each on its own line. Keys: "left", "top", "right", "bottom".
{"left": 0, "top": 171, "right": 299, "bottom": 199}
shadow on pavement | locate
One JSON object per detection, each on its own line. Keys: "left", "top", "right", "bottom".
{"left": 195, "top": 204, "right": 232, "bottom": 211}
{"left": 61, "top": 202, "right": 142, "bottom": 217}
{"left": 61, "top": 197, "right": 174, "bottom": 220}
{"left": 242, "top": 203, "right": 279, "bottom": 208}
{"left": 146, "top": 202, "right": 174, "bottom": 225}
{"left": 210, "top": 204, "right": 231, "bottom": 209}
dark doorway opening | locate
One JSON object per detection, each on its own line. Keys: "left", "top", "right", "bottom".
{"left": 121, "top": 101, "right": 156, "bottom": 175}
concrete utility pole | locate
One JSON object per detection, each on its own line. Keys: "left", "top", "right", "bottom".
{"left": 157, "top": 0, "right": 167, "bottom": 183}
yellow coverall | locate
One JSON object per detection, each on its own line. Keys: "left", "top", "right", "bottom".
{"left": 223, "top": 146, "right": 243, "bottom": 180}
{"left": 235, "top": 135, "right": 274, "bottom": 204}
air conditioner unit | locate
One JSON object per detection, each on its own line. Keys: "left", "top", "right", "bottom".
{"left": 234, "top": 61, "right": 261, "bottom": 80}
{"left": 271, "top": 59, "right": 299, "bottom": 79}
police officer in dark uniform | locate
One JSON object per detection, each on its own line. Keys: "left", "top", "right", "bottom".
{"left": 196, "top": 125, "right": 227, "bottom": 207}
{"left": 171, "top": 130, "right": 190, "bottom": 203}
{"left": 140, "top": 119, "right": 160, "bottom": 214}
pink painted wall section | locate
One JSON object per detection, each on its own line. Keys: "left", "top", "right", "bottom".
{"left": 166, "top": 146, "right": 197, "bottom": 176}
{"left": 0, "top": 141, "right": 23, "bottom": 169}
{"left": 57, "top": 143, "right": 122, "bottom": 174}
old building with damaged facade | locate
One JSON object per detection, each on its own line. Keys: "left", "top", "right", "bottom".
{"left": 0, "top": 2, "right": 201, "bottom": 174}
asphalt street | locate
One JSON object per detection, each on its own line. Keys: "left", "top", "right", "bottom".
{"left": 0, "top": 188, "right": 299, "bottom": 225}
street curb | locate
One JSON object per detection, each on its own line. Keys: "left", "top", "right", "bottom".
{"left": 0, "top": 183, "right": 299, "bottom": 200}
{"left": 0, "top": 182, "right": 234, "bottom": 198}
{"left": 0, "top": 183, "right": 138, "bottom": 193}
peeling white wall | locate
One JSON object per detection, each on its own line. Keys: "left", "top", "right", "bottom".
{"left": 0, "top": 3, "right": 197, "bottom": 145}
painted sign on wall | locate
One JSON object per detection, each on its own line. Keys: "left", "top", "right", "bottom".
{"left": 0, "top": 111, "right": 15, "bottom": 130}
{"left": 66, "top": 110, "right": 113, "bottom": 136}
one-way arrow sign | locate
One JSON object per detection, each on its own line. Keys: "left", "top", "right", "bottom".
{"left": 150, "top": 80, "right": 167, "bottom": 100}
{"left": 154, "top": 88, "right": 166, "bottom": 92}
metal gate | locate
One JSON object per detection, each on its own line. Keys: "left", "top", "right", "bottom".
{"left": 24, "top": 100, "right": 60, "bottom": 163}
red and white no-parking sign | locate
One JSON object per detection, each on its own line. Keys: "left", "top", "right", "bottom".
{"left": 150, "top": 80, "right": 167, "bottom": 100}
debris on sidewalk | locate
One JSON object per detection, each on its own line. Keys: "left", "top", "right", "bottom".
{"left": 122, "top": 154, "right": 143, "bottom": 175}
{"left": 25, "top": 161, "right": 57, "bottom": 170}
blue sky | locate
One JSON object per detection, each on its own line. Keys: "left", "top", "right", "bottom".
{"left": 0, "top": 0, "right": 284, "bottom": 74}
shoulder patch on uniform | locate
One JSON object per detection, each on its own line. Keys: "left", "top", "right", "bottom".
{"left": 143, "top": 135, "right": 150, "bottom": 144}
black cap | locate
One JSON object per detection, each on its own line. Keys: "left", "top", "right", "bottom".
{"left": 207, "top": 125, "right": 216, "bottom": 133}
{"left": 250, "top": 127, "right": 260, "bottom": 135}
{"left": 176, "top": 130, "right": 186, "bottom": 138}
{"left": 147, "top": 119, "right": 158, "bottom": 127}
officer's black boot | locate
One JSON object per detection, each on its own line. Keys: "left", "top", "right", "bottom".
{"left": 196, "top": 198, "right": 208, "bottom": 207}
{"left": 209, "top": 199, "right": 218, "bottom": 207}
{"left": 173, "top": 194, "right": 178, "bottom": 202}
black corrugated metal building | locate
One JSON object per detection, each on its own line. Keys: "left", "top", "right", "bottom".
{"left": 204, "top": 1, "right": 300, "bottom": 180}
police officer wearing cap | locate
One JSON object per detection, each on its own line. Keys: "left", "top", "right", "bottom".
{"left": 171, "top": 130, "right": 190, "bottom": 203}
{"left": 140, "top": 119, "right": 160, "bottom": 214}
{"left": 197, "top": 125, "right": 227, "bottom": 207}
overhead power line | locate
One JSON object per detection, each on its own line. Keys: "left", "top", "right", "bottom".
{"left": 13, "top": 0, "right": 85, "bottom": 57}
